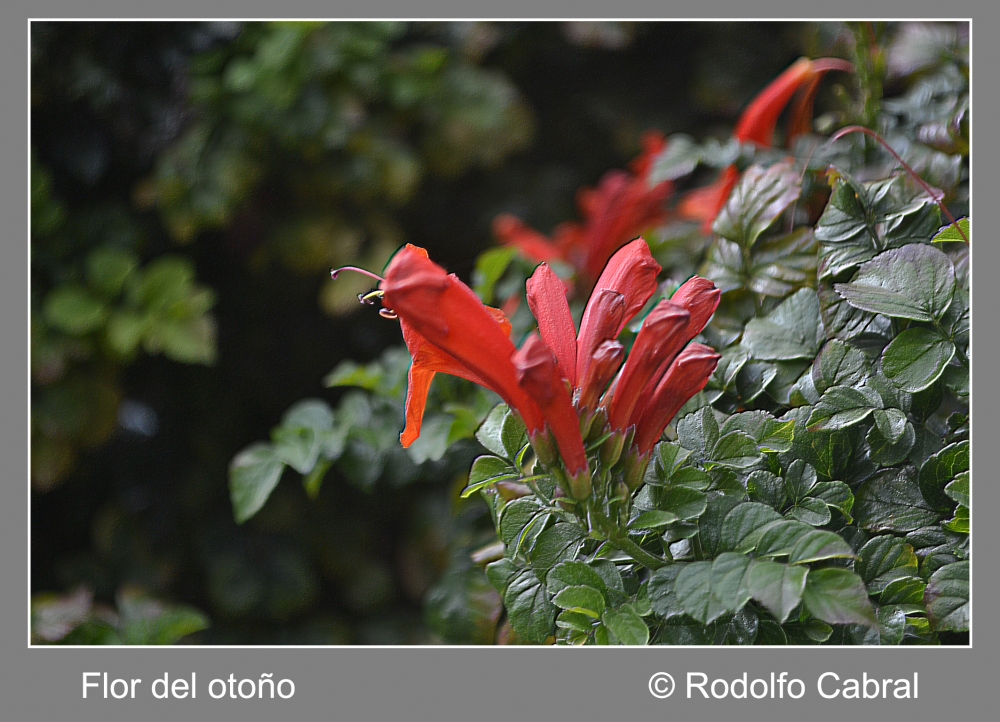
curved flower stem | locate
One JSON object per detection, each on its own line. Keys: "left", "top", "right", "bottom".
{"left": 829, "top": 125, "right": 969, "bottom": 244}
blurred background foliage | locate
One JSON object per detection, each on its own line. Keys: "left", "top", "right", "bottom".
{"left": 31, "top": 20, "right": 966, "bottom": 644}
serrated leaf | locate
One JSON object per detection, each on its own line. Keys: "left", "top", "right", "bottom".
{"left": 462, "top": 455, "right": 519, "bottom": 497}
{"left": 882, "top": 328, "right": 955, "bottom": 393}
{"left": 719, "top": 503, "right": 783, "bottom": 553}
{"left": 499, "top": 498, "right": 550, "bottom": 554}
{"left": 742, "top": 289, "right": 825, "bottom": 360}
{"left": 783, "top": 459, "right": 818, "bottom": 502}
{"left": 944, "top": 471, "right": 969, "bottom": 507}
{"left": 854, "top": 467, "right": 940, "bottom": 533}
{"left": 746, "top": 560, "right": 807, "bottom": 624}
{"left": 924, "top": 561, "right": 968, "bottom": 632}
{"left": 711, "top": 431, "right": 763, "bottom": 470}
{"left": 676, "top": 406, "right": 719, "bottom": 456}
{"left": 942, "top": 505, "right": 969, "bottom": 534}
{"left": 873, "top": 408, "right": 908, "bottom": 442}
{"left": 714, "top": 162, "right": 801, "bottom": 249}
{"left": 647, "top": 565, "right": 685, "bottom": 620}
{"left": 530, "top": 523, "right": 586, "bottom": 577}
{"left": 802, "top": 568, "right": 877, "bottom": 627}
{"left": 812, "top": 340, "right": 868, "bottom": 394}
{"left": 476, "top": 404, "right": 511, "bottom": 458}
{"left": 788, "top": 497, "right": 832, "bottom": 526}
{"left": 630, "top": 510, "right": 680, "bottom": 530}
{"left": 854, "top": 534, "right": 918, "bottom": 594}
{"left": 746, "top": 470, "right": 786, "bottom": 509}
{"left": 655, "top": 486, "right": 708, "bottom": 522}
{"left": 807, "top": 385, "right": 882, "bottom": 431}
{"left": 546, "top": 561, "right": 608, "bottom": 598}
{"left": 602, "top": 608, "right": 649, "bottom": 645}
{"left": 834, "top": 244, "right": 955, "bottom": 322}
{"left": 553, "top": 586, "right": 606, "bottom": 618}
{"left": 674, "top": 562, "right": 726, "bottom": 624}
{"left": 504, "top": 567, "right": 556, "bottom": 643}
{"left": 228, "top": 443, "right": 285, "bottom": 524}
{"left": 788, "top": 530, "right": 855, "bottom": 564}
{"left": 709, "top": 553, "right": 754, "bottom": 613}
{"left": 809, "top": 481, "right": 854, "bottom": 521}
{"left": 867, "top": 418, "right": 916, "bottom": 466}
{"left": 756, "top": 520, "right": 815, "bottom": 558}
{"left": 880, "top": 576, "right": 926, "bottom": 607}
{"left": 720, "top": 411, "right": 794, "bottom": 452}
{"left": 919, "top": 441, "right": 969, "bottom": 511}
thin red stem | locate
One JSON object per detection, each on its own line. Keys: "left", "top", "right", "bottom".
{"left": 830, "top": 125, "right": 969, "bottom": 244}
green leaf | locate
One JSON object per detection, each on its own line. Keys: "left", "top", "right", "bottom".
{"left": 530, "top": 523, "right": 586, "bottom": 576}
{"left": 272, "top": 426, "right": 319, "bottom": 475}
{"left": 944, "top": 471, "right": 969, "bottom": 507}
{"left": 552, "top": 586, "right": 606, "bottom": 618}
{"left": 86, "top": 247, "right": 139, "bottom": 298}
{"left": 809, "top": 481, "right": 854, "bottom": 522}
{"left": 697, "top": 493, "right": 743, "bottom": 556}
{"left": 718, "top": 503, "right": 783, "bottom": 553}
{"left": 676, "top": 406, "right": 719, "bottom": 456}
{"left": 546, "top": 561, "right": 608, "bottom": 599}
{"left": 873, "top": 408, "right": 908, "bottom": 442}
{"left": 117, "top": 590, "right": 209, "bottom": 645}
{"left": 812, "top": 340, "right": 868, "bottom": 394}
{"left": 709, "top": 553, "right": 754, "bottom": 613}
{"left": 854, "top": 468, "right": 940, "bottom": 533}
{"left": 504, "top": 567, "right": 556, "bottom": 643}
{"left": 788, "top": 530, "right": 855, "bottom": 564}
{"left": 880, "top": 576, "right": 926, "bottom": 607}
{"left": 931, "top": 217, "right": 969, "bottom": 243}
{"left": 788, "top": 497, "right": 832, "bottom": 526}
{"left": 630, "top": 510, "right": 680, "bottom": 530}
{"left": 802, "top": 568, "right": 877, "bottom": 627}
{"left": 475, "top": 404, "right": 510, "bottom": 458}
{"left": 462, "top": 455, "right": 518, "bottom": 497}
{"left": 647, "top": 565, "right": 684, "bottom": 620}
{"left": 746, "top": 560, "right": 808, "bottom": 624}
{"left": 807, "top": 385, "right": 882, "bottom": 431}
{"left": 657, "top": 487, "right": 708, "bottom": 521}
{"left": 867, "top": 419, "right": 916, "bottom": 466}
{"left": 756, "top": 520, "right": 815, "bottom": 558}
{"left": 834, "top": 244, "right": 955, "bottom": 322}
{"left": 942, "top": 505, "right": 969, "bottom": 534}
{"left": 783, "top": 459, "right": 818, "bottom": 502}
{"left": 711, "top": 431, "right": 763, "bottom": 470}
{"left": 720, "top": 411, "right": 794, "bottom": 452}
{"left": 228, "top": 443, "right": 285, "bottom": 524}
{"left": 602, "top": 607, "right": 650, "bottom": 646}
{"left": 472, "top": 246, "right": 517, "bottom": 304}
{"left": 919, "top": 441, "right": 969, "bottom": 511}
{"left": 44, "top": 285, "right": 109, "bottom": 335}
{"left": 881, "top": 328, "right": 955, "bottom": 392}
{"left": 742, "top": 289, "right": 824, "bottom": 361}
{"left": 925, "top": 561, "right": 969, "bottom": 632}
{"left": 745, "top": 228, "right": 817, "bottom": 298}
{"left": 713, "top": 162, "right": 801, "bottom": 249}
{"left": 499, "top": 498, "right": 550, "bottom": 554}
{"left": 674, "top": 562, "right": 726, "bottom": 624}
{"left": 746, "top": 470, "right": 786, "bottom": 509}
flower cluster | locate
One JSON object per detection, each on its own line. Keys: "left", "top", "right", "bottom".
{"left": 350, "top": 238, "right": 720, "bottom": 502}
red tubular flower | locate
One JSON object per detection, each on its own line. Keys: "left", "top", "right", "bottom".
{"left": 378, "top": 245, "right": 589, "bottom": 486}
{"left": 382, "top": 245, "right": 545, "bottom": 440}
{"left": 607, "top": 275, "right": 721, "bottom": 436}
{"left": 577, "top": 340, "right": 624, "bottom": 413}
{"left": 632, "top": 343, "right": 721, "bottom": 455}
{"left": 525, "top": 263, "right": 578, "bottom": 384}
{"left": 680, "top": 57, "right": 853, "bottom": 232}
{"left": 575, "top": 239, "right": 661, "bottom": 406}
{"left": 513, "top": 334, "right": 590, "bottom": 486}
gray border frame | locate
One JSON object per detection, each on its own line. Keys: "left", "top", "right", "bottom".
{"left": 8, "top": 3, "right": 998, "bottom": 720}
